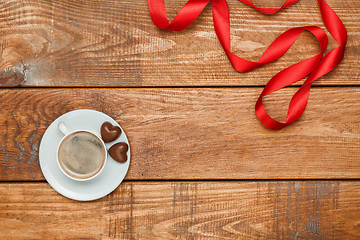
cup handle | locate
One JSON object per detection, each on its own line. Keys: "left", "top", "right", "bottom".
{"left": 58, "top": 122, "right": 71, "bottom": 135}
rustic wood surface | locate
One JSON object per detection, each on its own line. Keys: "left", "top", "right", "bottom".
{"left": 1, "top": 181, "right": 360, "bottom": 239}
{"left": 0, "top": 0, "right": 358, "bottom": 87}
{"left": 0, "top": 88, "right": 359, "bottom": 181}
{"left": 1, "top": 0, "right": 359, "bottom": 239}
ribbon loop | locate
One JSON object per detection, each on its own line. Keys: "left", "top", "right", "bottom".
{"left": 147, "top": 0, "right": 347, "bottom": 130}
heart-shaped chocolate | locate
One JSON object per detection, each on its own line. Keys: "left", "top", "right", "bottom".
{"left": 101, "top": 122, "right": 121, "bottom": 143}
{"left": 108, "top": 142, "right": 128, "bottom": 163}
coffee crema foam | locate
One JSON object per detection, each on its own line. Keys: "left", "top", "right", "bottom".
{"left": 58, "top": 131, "right": 106, "bottom": 179}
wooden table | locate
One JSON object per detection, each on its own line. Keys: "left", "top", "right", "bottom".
{"left": 1, "top": 0, "right": 359, "bottom": 239}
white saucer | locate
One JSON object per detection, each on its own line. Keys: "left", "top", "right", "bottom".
{"left": 39, "top": 109, "right": 130, "bottom": 201}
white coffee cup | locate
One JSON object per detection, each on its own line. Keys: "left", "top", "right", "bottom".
{"left": 57, "top": 122, "right": 107, "bottom": 181}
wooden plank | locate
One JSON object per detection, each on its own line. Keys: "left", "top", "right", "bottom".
{"left": 0, "top": 181, "right": 359, "bottom": 239}
{"left": 0, "top": 88, "right": 359, "bottom": 181}
{"left": 0, "top": 0, "right": 358, "bottom": 87}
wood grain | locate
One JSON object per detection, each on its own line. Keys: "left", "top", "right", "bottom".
{"left": 0, "top": 181, "right": 359, "bottom": 239}
{"left": 0, "top": 0, "right": 358, "bottom": 87}
{"left": 0, "top": 88, "right": 359, "bottom": 181}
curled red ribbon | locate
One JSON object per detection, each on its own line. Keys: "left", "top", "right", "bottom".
{"left": 147, "top": 0, "right": 347, "bottom": 130}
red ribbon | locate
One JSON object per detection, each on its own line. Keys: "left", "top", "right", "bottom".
{"left": 147, "top": 0, "right": 347, "bottom": 130}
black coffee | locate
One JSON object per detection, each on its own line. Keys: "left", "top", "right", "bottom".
{"left": 58, "top": 131, "right": 106, "bottom": 179}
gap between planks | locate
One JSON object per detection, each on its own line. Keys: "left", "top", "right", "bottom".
{"left": 2, "top": 85, "right": 360, "bottom": 89}
{"left": 2, "top": 179, "right": 360, "bottom": 184}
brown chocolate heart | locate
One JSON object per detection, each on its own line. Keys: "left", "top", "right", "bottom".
{"left": 108, "top": 142, "right": 128, "bottom": 163}
{"left": 101, "top": 122, "right": 121, "bottom": 143}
